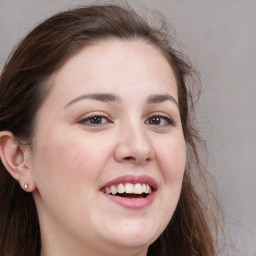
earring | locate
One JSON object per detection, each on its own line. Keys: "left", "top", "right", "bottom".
{"left": 24, "top": 183, "right": 28, "bottom": 189}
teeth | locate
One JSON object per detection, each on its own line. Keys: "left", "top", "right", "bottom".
{"left": 102, "top": 183, "right": 153, "bottom": 195}
{"left": 105, "top": 187, "right": 111, "bottom": 194}
{"left": 134, "top": 183, "right": 142, "bottom": 194}
{"left": 110, "top": 185, "right": 117, "bottom": 195}
{"left": 142, "top": 184, "right": 147, "bottom": 193}
{"left": 117, "top": 184, "right": 125, "bottom": 193}
{"left": 125, "top": 183, "right": 134, "bottom": 194}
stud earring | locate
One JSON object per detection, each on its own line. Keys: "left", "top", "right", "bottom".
{"left": 24, "top": 183, "right": 28, "bottom": 189}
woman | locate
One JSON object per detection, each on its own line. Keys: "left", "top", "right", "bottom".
{"left": 0, "top": 4, "right": 220, "bottom": 256}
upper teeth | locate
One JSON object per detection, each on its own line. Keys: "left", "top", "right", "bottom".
{"left": 102, "top": 183, "right": 152, "bottom": 195}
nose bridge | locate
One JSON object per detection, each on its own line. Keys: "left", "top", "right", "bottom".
{"left": 114, "top": 117, "right": 155, "bottom": 164}
{"left": 131, "top": 122, "right": 149, "bottom": 147}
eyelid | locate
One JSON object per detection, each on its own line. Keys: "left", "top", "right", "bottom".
{"left": 78, "top": 112, "right": 113, "bottom": 125}
{"left": 146, "top": 112, "right": 176, "bottom": 126}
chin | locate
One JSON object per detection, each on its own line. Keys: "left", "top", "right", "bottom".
{"left": 105, "top": 236, "right": 153, "bottom": 255}
{"left": 102, "top": 221, "right": 160, "bottom": 250}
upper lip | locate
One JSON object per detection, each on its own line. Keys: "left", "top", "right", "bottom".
{"left": 100, "top": 175, "right": 157, "bottom": 191}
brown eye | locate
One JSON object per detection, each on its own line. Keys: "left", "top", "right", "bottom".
{"left": 149, "top": 116, "right": 161, "bottom": 125}
{"left": 145, "top": 115, "right": 175, "bottom": 126}
{"left": 89, "top": 116, "right": 104, "bottom": 124}
{"left": 79, "top": 115, "right": 110, "bottom": 126}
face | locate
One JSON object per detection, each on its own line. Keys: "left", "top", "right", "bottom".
{"left": 30, "top": 40, "right": 186, "bottom": 256}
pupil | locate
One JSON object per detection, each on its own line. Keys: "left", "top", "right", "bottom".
{"left": 150, "top": 117, "right": 160, "bottom": 124}
{"left": 91, "top": 116, "right": 102, "bottom": 124}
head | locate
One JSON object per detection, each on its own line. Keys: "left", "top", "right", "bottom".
{"left": 0, "top": 4, "right": 217, "bottom": 256}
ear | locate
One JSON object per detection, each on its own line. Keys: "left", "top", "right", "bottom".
{"left": 0, "top": 131, "right": 36, "bottom": 192}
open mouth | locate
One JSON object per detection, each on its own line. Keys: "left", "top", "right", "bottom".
{"left": 100, "top": 183, "right": 153, "bottom": 199}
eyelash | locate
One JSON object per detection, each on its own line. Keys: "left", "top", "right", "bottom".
{"left": 78, "top": 113, "right": 176, "bottom": 127}
{"left": 79, "top": 113, "right": 112, "bottom": 126}
{"left": 145, "top": 114, "right": 176, "bottom": 126}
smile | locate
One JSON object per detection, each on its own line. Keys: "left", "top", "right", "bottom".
{"left": 100, "top": 183, "right": 152, "bottom": 198}
{"left": 100, "top": 175, "right": 157, "bottom": 209}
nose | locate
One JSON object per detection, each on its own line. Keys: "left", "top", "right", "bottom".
{"left": 114, "top": 125, "right": 155, "bottom": 165}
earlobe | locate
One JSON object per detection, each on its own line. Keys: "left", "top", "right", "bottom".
{"left": 0, "top": 131, "right": 36, "bottom": 192}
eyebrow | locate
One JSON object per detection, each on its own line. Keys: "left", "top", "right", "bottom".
{"left": 64, "top": 93, "right": 179, "bottom": 108}
{"left": 146, "top": 94, "right": 179, "bottom": 108}
{"left": 64, "top": 93, "right": 121, "bottom": 108}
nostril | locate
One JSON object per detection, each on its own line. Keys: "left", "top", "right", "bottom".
{"left": 124, "top": 156, "right": 135, "bottom": 161}
{"left": 145, "top": 157, "right": 151, "bottom": 162}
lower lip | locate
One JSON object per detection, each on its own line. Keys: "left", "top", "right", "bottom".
{"left": 101, "top": 191, "right": 156, "bottom": 209}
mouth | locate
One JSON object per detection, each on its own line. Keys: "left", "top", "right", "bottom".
{"left": 100, "top": 183, "right": 153, "bottom": 199}
{"left": 99, "top": 175, "right": 157, "bottom": 209}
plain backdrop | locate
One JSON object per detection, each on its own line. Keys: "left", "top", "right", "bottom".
{"left": 0, "top": 0, "right": 255, "bottom": 255}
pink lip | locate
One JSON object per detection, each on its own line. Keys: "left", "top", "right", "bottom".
{"left": 100, "top": 175, "right": 157, "bottom": 209}
{"left": 101, "top": 191, "right": 156, "bottom": 209}
{"left": 100, "top": 175, "right": 157, "bottom": 190}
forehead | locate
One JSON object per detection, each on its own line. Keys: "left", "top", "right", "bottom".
{"left": 46, "top": 39, "right": 178, "bottom": 105}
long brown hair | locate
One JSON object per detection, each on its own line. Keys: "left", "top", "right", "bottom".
{"left": 0, "top": 4, "right": 221, "bottom": 256}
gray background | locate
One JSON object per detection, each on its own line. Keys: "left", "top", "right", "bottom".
{"left": 0, "top": 0, "right": 255, "bottom": 255}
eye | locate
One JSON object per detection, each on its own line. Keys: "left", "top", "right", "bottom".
{"left": 79, "top": 114, "right": 111, "bottom": 126}
{"left": 145, "top": 115, "right": 175, "bottom": 126}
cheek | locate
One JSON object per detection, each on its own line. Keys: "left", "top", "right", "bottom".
{"left": 32, "top": 132, "right": 112, "bottom": 191}
{"left": 156, "top": 135, "right": 186, "bottom": 183}
{"left": 150, "top": 135, "right": 186, "bottom": 233}
{"left": 31, "top": 133, "right": 112, "bottom": 223}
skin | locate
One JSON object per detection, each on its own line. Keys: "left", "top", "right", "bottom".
{"left": 1, "top": 39, "right": 186, "bottom": 256}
